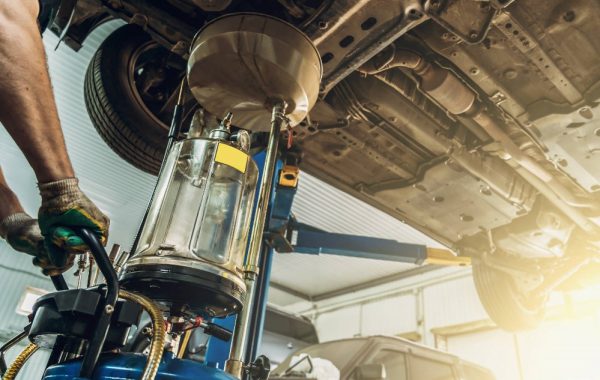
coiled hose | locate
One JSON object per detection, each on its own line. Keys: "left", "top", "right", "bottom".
{"left": 119, "top": 290, "right": 166, "bottom": 380}
{"left": 2, "top": 343, "right": 38, "bottom": 380}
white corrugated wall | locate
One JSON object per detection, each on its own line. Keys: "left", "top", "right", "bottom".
{"left": 309, "top": 268, "right": 484, "bottom": 344}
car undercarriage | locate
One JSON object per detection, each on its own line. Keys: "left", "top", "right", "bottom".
{"left": 48, "top": 0, "right": 600, "bottom": 330}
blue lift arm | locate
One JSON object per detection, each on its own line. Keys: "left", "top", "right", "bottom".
{"left": 265, "top": 165, "right": 469, "bottom": 266}
{"left": 287, "top": 222, "right": 428, "bottom": 264}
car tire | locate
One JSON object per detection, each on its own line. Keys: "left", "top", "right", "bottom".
{"left": 84, "top": 24, "right": 184, "bottom": 175}
{"left": 473, "top": 261, "right": 546, "bottom": 331}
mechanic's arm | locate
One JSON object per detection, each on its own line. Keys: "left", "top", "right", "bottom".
{"left": 0, "top": 0, "right": 74, "bottom": 183}
{"left": 0, "top": 167, "right": 25, "bottom": 222}
{"left": 0, "top": 168, "right": 74, "bottom": 275}
{"left": 0, "top": 0, "right": 109, "bottom": 267}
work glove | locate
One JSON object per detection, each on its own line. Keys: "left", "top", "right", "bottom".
{"left": 38, "top": 178, "right": 109, "bottom": 268}
{"left": 0, "top": 212, "right": 74, "bottom": 275}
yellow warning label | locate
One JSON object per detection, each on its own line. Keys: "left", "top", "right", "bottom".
{"left": 215, "top": 143, "right": 248, "bottom": 173}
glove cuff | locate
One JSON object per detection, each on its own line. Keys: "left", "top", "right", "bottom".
{"left": 38, "top": 178, "right": 79, "bottom": 199}
{"left": 0, "top": 212, "right": 34, "bottom": 239}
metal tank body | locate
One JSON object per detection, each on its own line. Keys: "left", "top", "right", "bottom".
{"left": 120, "top": 136, "right": 258, "bottom": 318}
{"left": 43, "top": 353, "right": 237, "bottom": 379}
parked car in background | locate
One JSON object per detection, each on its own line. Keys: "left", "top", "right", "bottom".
{"left": 270, "top": 335, "right": 495, "bottom": 380}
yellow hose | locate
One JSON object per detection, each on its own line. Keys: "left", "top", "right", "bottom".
{"left": 119, "top": 290, "right": 165, "bottom": 380}
{"left": 3, "top": 343, "right": 38, "bottom": 380}
{"left": 177, "top": 330, "right": 192, "bottom": 359}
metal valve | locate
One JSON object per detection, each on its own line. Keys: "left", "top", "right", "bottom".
{"left": 246, "top": 355, "right": 271, "bottom": 380}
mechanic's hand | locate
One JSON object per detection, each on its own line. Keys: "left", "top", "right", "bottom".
{"left": 38, "top": 178, "right": 109, "bottom": 267}
{"left": 0, "top": 212, "right": 75, "bottom": 275}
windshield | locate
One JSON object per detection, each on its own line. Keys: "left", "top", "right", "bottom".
{"left": 273, "top": 339, "right": 367, "bottom": 375}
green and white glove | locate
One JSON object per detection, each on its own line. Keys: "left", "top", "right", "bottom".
{"left": 38, "top": 178, "right": 109, "bottom": 268}
{"left": 0, "top": 212, "right": 74, "bottom": 276}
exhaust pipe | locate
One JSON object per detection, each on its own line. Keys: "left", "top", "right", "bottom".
{"left": 360, "top": 47, "right": 599, "bottom": 233}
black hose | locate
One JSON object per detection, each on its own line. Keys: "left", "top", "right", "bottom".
{"left": 204, "top": 323, "right": 233, "bottom": 342}
{"left": 50, "top": 275, "right": 68, "bottom": 291}
{"left": 129, "top": 80, "right": 187, "bottom": 255}
{"left": 76, "top": 228, "right": 119, "bottom": 379}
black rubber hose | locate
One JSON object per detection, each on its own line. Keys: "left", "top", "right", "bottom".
{"left": 50, "top": 275, "right": 68, "bottom": 291}
{"left": 129, "top": 81, "right": 186, "bottom": 256}
{"left": 76, "top": 228, "right": 119, "bottom": 378}
{"left": 203, "top": 323, "right": 233, "bottom": 342}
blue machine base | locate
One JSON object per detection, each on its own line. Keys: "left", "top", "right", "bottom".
{"left": 43, "top": 353, "right": 237, "bottom": 380}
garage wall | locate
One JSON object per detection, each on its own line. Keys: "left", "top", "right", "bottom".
{"left": 361, "top": 294, "right": 418, "bottom": 337}
{"left": 308, "top": 267, "right": 600, "bottom": 380}
{"left": 311, "top": 269, "right": 483, "bottom": 344}
{"left": 0, "top": 242, "right": 53, "bottom": 379}
{"left": 445, "top": 315, "right": 600, "bottom": 380}
{"left": 422, "top": 276, "right": 488, "bottom": 339}
{"left": 315, "top": 294, "right": 418, "bottom": 342}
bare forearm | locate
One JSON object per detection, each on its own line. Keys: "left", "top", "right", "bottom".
{"left": 0, "top": 0, "right": 74, "bottom": 183}
{"left": 0, "top": 167, "right": 24, "bottom": 220}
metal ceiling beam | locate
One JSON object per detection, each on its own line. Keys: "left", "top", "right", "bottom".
{"left": 270, "top": 280, "right": 313, "bottom": 301}
{"left": 311, "top": 265, "right": 442, "bottom": 302}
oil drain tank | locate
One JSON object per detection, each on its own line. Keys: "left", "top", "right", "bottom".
{"left": 120, "top": 131, "right": 258, "bottom": 318}
{"left": 121, "top": 13, "right": 321, "bottom": 319}
{"left": 187, "top": 13, "right": 322, "bottom": 131}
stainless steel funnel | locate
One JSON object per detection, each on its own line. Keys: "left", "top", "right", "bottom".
{"left": 187, "top": 13, "right": 322, "bottom": 131}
